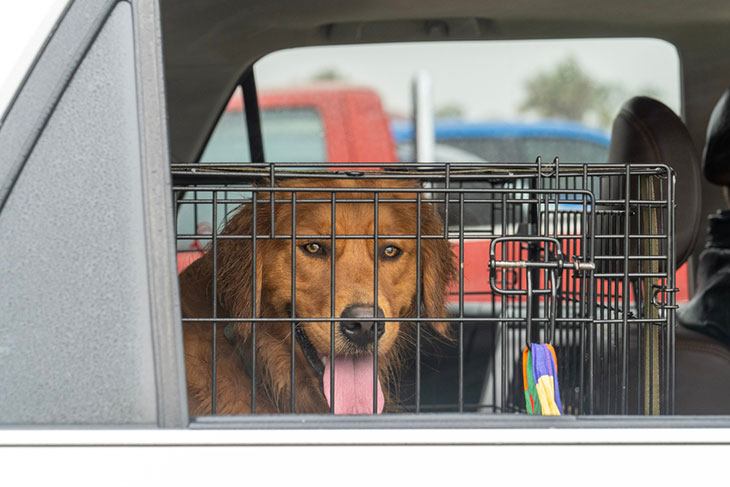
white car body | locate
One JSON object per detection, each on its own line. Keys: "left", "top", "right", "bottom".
{"left": 0, "top": 2, "right": 727, "bottom": 485}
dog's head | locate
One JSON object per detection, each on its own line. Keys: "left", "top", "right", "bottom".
{"left": 185, "top": 177, "right": 455, "bottom": 412}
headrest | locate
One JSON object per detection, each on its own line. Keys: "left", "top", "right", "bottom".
{"left": 703, "top": 89, "right": 730, "bottom": 185}
{"left": 608, "top": 96, "right": 702, "bottom": 265}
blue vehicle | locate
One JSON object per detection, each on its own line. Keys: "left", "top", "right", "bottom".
{"left": 392, "top": 119, "right": 610, "bottom": 230}
{"left": 391, "top": 119, "right": 610, "bottom": 163}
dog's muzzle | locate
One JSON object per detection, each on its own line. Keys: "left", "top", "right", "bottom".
{"left": 339, "top": 304, "right": 385, "bottom": 347}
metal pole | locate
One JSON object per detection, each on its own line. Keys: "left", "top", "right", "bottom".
{"left": 412, "top": 70, "right": 435, "bottom": 164}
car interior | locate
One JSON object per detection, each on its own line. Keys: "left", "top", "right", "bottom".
{"left": 160, "top": 0, "right": 730, "bottom": 416}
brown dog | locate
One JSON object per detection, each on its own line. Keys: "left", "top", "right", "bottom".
{"left": 179, "top": 177, "right": 455, "bottom": 415}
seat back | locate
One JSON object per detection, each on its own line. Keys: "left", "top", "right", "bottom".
{"left": 675, "top": 90, "right": 730, "bottom": 414}
{"left": 608, "top": 96, "right": 702, "bottom": 266}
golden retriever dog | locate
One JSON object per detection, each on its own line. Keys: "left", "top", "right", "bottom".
{"left": 179, "top": 177, "right": 455, "bottom": 415}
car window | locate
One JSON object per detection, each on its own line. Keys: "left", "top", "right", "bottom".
{"left": 261, "top": 108, "right": 327, "bottom": 162}
{"left": 254, "top": 39, "right": 679, "bottom": 161}
{"left": 200, "top": 39, "right": 679, "bottom": 166}
{"left": 200, "top": 88, "right": 328, "bottom": 163}
{"left": 181, "top": 38, "right": 685, "bottom": 419}
{"left": 200, "top": 111, "right": 250, "bottom": 163}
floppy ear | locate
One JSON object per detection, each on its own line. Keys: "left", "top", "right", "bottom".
{"left": 216, "top": 199, "right": 267, "bottom": 343}
{"left": 419, "top": 200, "right": 457, "bottom": 339}
{"left": 179, "top": 251, "right": 215, "bottom": 320}
{"left": 179, "top": 198, "right": 265, "bottom": 344}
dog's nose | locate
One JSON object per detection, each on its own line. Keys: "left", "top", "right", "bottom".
{"left": 339, "top": 305, "right": 385, "bottom": 347}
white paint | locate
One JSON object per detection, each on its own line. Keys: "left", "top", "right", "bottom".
{"left": 1, "top": 429, "right": 727, "bottom": 485}
{"left": 3, "top": 427, "right": 730, "bottom": 445}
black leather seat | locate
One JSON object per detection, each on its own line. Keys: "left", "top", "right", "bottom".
{"left": 609, "top": 97, "right": 702, "bottom": 264}
{"left": 674, "top": 89, "right": 730, "bottom": 414}
{"left": 703, "top": 89, "right": 730, "bottom": 188}
{"left": 675, "top": 325, "right": 730, "bottom": 414}
{"left": 608, "top": 97, "right": 730, "bottom": 414}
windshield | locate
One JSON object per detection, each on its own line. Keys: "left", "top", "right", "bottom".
{"left": 200, "top": 105, "right": 327, "bottom": 163}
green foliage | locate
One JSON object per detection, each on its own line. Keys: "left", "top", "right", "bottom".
{"left": 435, "top": 103, "right": 465, "bottom": 119}
{"left": 310, "top": 68, "right": 345, "bottom": 82}
{"left": 519, "top": 57, "right": 619, "bottom": 128}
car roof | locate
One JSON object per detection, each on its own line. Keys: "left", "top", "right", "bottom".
{"left": 391, "top": 119, "right": 610, "bottom": 145}
{"left": 224, "top": 85, "right": 382, "bottom": 112}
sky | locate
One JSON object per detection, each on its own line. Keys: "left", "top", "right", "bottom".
{"left": 256, "top": 38, "right": 681, "bottom": 131}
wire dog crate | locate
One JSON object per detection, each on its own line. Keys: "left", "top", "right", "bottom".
{"left": 172, "top": 159, "right": 676, "bottom": 417}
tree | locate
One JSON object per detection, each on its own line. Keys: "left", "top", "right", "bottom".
{"left": 310, "top": 68, "right": 345, "bottom": 82}
{"left": 435, "top": 103, "right": 465, "bottom": 119}
{"left": 519, "top": 57, "right": 619, "bottom": 128}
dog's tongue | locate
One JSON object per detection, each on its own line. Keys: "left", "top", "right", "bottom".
{"left": 322, "top": 355, "right": 384, "bottom": 415}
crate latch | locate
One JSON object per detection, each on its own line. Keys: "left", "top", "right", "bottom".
{"left": 489, "top": 236, "right": 595, "bottom": 344}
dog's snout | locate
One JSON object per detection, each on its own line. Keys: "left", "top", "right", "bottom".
{"left": 339, "top": 304, "right": 385, "bottom": 347}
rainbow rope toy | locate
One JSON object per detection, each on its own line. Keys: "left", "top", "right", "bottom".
{"left": 522, "top": 343, "right": 562, "bottom": 415}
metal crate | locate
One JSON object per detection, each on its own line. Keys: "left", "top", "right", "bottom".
{"left": 172, "top": 159, "right": 676, "bottom": 416}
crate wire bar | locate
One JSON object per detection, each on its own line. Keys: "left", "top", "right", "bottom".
{"left": 173, "top": 160, "right": 676, "bottom": 416}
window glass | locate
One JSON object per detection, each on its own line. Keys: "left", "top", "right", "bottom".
{"left": 254, "top": 39, "right": 679, "bottom": 163}
{"left": 200, "top": 111, "right": 250, "bottom": 163}
{"left": 181, "top": 38, "right": 689, "bottom": 417}
{"left": 262, "top": 108, "right": 327, "bottom": 162}
{"left": 199, "top": 88, "right": 328, "bottom": 163}
{"left": 201, "top": 39, "right": 680, "bottom": 165}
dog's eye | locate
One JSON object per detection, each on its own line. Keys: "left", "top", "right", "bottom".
{"left": 382, "top": 245, "right": 402, "bottom": 259}
{"left": 302, "top": 242, "right": 326, "bottom": 256}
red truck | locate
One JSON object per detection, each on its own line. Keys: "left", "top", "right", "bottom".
{"left": 177, "top": 85, "right": 689, "bottom": 306}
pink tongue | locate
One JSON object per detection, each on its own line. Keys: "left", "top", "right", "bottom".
{"left": 322, "top": 355, "right": 384, "bottom": 415}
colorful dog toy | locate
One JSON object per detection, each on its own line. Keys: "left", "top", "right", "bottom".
{"left": 522, "top": 343, "right": 562, "bottom": 415}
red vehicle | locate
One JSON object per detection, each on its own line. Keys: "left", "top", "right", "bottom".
{"left": 257, "top": 86, "right": 398, "bottom": 162}
{"left": 178, "top": 86, "right": 689, "bottom": 307}
{"left": 196, "top": 85, "right": 398, "bottom": 164}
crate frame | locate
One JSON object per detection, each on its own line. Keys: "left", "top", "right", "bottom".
{"left": 173, "top": 160, "right": 676, "bottom": 418}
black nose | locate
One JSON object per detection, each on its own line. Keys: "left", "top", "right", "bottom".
{"left": 339, "top": 304, "right": 385, "bottom": 347}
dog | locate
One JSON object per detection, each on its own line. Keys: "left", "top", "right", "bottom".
{"left": 179, "top": 177, "right": 456, "bottom": 415}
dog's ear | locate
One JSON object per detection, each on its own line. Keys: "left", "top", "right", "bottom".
{"left": 217, "top": 200, "right": 267, "bottom": 343}
{"left": 419, "top": 200, "right": 457, "bottom": 339}
{"left": 179, "top": 252, "right": 215, "bottom": 320}
{"left": 178, "top": 199, "right": 266, "bottom": 344}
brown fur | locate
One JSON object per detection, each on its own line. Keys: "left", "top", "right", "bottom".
{"left": 179, "top": 177, "right": 456, "bottom": 415}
